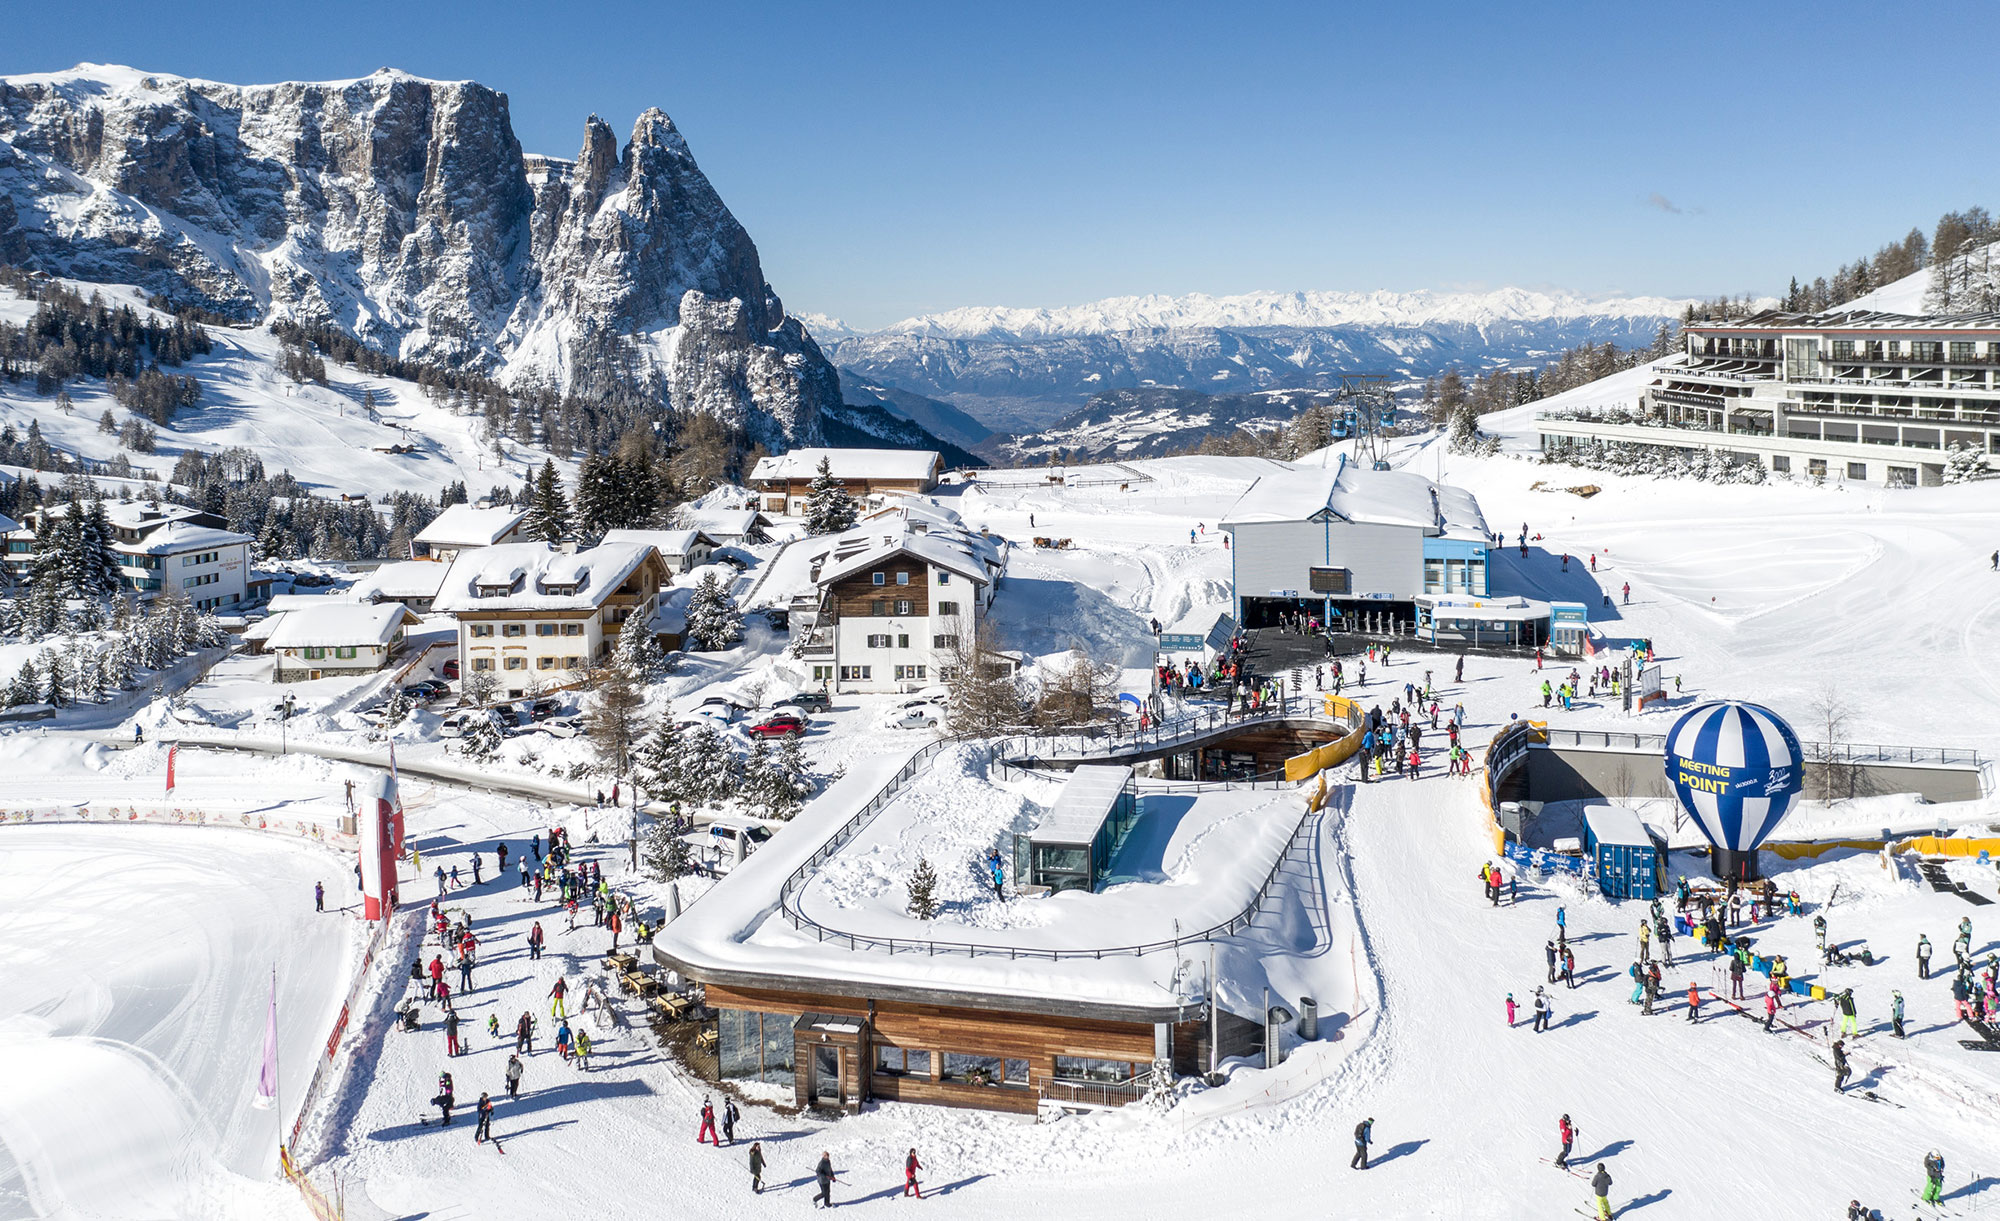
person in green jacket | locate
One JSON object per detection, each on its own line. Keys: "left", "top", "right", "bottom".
{"left": 748, "top": 1142, "right": 766, "bottom": 1193}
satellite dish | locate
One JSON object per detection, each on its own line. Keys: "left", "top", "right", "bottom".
{"left": 1663, "top": 701, "right": 1803, "bottom": 881}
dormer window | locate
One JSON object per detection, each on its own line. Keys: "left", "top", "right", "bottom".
{"left": 476, "top": 584, "right": 510, "bottom": 598}
{"left": 872, "top": 572, "right": 886, "bottom": 585}
{"left": 896, "top": 572, "right": 910, "bottom": 586}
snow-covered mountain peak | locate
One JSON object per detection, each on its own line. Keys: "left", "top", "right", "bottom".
{"left": 877, "top": 286, "right": 1695, "bottom": 340}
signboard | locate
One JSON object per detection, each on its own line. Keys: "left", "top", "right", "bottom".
{"left": 1637, "top": 664, "right": 1666, "bottom": 709}
{"left": 1159, "top": 633, "right": 1206, "bottom": 651}
{"left": 1550, "top": 602, "right": 1590, "bottom": 627}
{"left": 1309, "top": 566, "right": 1351, "bottom": 594}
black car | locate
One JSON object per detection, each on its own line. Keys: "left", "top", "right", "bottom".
{"left": 776, "top": 690, "right": 832, "bottom": 714}
{"left": 492, "top": 705, "right": 523, "bottom": 729}
{"left": 528, "top": 698, "right": 560, "bottom": 721}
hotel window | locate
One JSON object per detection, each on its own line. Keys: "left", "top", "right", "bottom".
{"left": 1831, "top": 340, "right": 1855, "bottom": 359}
{"left": 897, "top": 634, "right": 910, "bottom": 648}
{"left": 304, "top": 646, "right": 325, "bottom": 660}
{"left": 1951, "top": 342, "right": 1978, "bottom": 362}
{"left": 536, "top": 623, "right": 558, "bottom": 636}
{"left": 942, "top": 1053, "right": 1005, "bottom": 1084}
{"left": 812, "top": 665, "right": 834, "bottom": 681}
{"left": 934, "top": 634, "right": 960, "bottom": 650}
{"left": 839, "top": 665, "right": 872, "bottom": 681}
{"left": 1808, "top": 459, "right": 1828, "bottom": 477}
{"left": 503, "top": 624, "right": 526, "bottom": 637}
{"left": 894, "top": 665, "right": 927, "bottom": 681}
{"left": 471, "top": 624, "right": 495, "bottom": 637}
{"left": 336, "top": 647, "right": 357, "bottom": 660}
{"left": 564, "top": 657, "right": 583, "bottom": 669}
{"left": 473, "top": 658, "right": 494, "bottom": 671}
{"left": 867, "top": 634, "right": 891, "bottom": 648}
{"left": 937, "top": 665, "right": 959, "bottom": 682}
{"left": 1912, "top": 342, "right": 1942, "bottom": 363}
{"left": 870, "top": 600, "right": 887, "bottom": 616}
{"left": 563, "top": 623, "right": 583, "bottom": 636}
{"left": 894, "top": 599, "right": 913, "bottom": 616}
{"left": 937, "top": 600, "right": 959, "bottom": 616}
{"left": 504, "top": 657, "right": 526, "bottom": 670}
{"left": 1847, "top": 462, "right": 1867, "bottom": 480}
{"left": 1771, "top": 455, "right": 1791, "bottom": 473}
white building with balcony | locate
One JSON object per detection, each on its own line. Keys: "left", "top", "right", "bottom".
{"left": 431, "top": 541, "right": 669, "bottom": 700}
{"left": 1536, "top": 309, "right": 2000, "bottom": 486}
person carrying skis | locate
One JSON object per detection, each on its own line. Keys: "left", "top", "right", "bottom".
{"left": 1351, "top": 1118, "right": 1373, "bottom": 1169}
{"left": 435, "top": 1071, "right": 455, "bottom": 1126}
{"left": 1533, "top": 987, "right": 1552, "bottom": 1033}
{"left": 1922, "top": 1151, "right": 1946, "bottom": 1204}
{"left": 1555, "top": 1114, "right": 1575, "bottom": 1169}
{"left": 698, "top": 1097, "right": 720, "bottom": 1145}
{"left": 474, "top": 1091, "right": 494, "bottom": 1144}
{"left": 905, "top": 1148, "right": 924, "bottom": 1198}
{"left": 1891, "top": 990, "right": 1905, "bottom": 1039}
{"left": 1831, "top": 1039, "right": 1850, "bottom": 1092}
{"left": 814, "top": 1152, "right": 838, "bottom": 1208}
{"left": 1590, "top": 1164, "right": 1613, "bottom": 1220}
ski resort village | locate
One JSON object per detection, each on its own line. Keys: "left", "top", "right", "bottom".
{"left": 3, "top": 47, "right": 2000, "bottom": 1221}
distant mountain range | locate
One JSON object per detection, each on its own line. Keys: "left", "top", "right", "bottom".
{"left": 818, "top": 287, "right": 1692, "bottom": 432}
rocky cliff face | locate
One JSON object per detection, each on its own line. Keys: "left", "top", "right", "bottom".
{"left": 0, "top": 64, "right": 830, "bottom": 446}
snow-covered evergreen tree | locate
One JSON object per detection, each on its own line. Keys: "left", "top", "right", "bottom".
{"left": 632, "top": 713, "right": 684, "bottom": 801}
{"left": 906, "top": 855, "right": 939, "bottom": 920}
{"left": 5, "top": 658, "right": 38, "bottom": 707}
{"left": 1943, "top": 441, "right": 1988, "bottom": 485}
{"left": 642, "top": 814, "right": 695, "bottom": 882}
{"left": 612, "top": 613, "right": 671, "bottom": 683}
{"left": 801, "top": 457, "right": 858, "bottom": 536}
{"left": 678, "top": 722, "right": 740, "bottom": 803}
{"left": 685, "top": 571, "right": 742, "bottom": 652}
{"left": 527, "top": 459, "right": 572, "bottom": 543}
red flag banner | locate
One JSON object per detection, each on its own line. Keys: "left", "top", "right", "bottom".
{"left": 166, "top": 745, "right": 178, "bottom": 795}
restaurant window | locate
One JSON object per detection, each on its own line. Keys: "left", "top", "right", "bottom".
{"left": 1053, "top": 1055, "right": 1134, "bottom": 1084}
{"left": 942, "top": 1053, "right": 1005, "bottom": 1084}
{"left": 875, "top": 1047, "right": 931, "bottom": 1077}
{"left": 719, "top": 1011, "right": 798, "bottom": 1085}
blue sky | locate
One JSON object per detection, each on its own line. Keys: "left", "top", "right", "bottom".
{"left": 9, "top": 0, "right": 1999, "bottom": 328}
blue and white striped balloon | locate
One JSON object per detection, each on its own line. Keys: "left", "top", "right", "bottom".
{"left": 1663, "top": 701, "right": 1804, "bottom": 852}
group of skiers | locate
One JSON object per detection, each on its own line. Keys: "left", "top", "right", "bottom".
{"left": 712, "top": 1109, "right": 925, "bottom": 1208}
{"left": 1354, "top": 696, "right": 1470, "bottom": 781}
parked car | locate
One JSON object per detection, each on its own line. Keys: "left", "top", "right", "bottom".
{"left": 528, "top": 698, "right": 561, "bottom": 722}
{"left": 402, "top": 679, "right": 448, "bottom": 702}
{"left": 745, "top": 712, "right": 809, "bottom": 740}
{"left": 888, "top": 703, "right": 943, "bottom": 730}
{"left": 492, "top": 705, "right": 523, "bottom": 730}
{"left": 440, "top": 709, "right": 501, "bottom": 738}
{"left": 692, "top": 696, "right": 741, "bottom": 723}
{"left": 441, "top": 659, "right": 460, "bottom": 681}
{"left": 706, "top": 820, "right": 773, "bottom": 855}
{"left": 775, "top": 690, "right": 831, "bottom": 714}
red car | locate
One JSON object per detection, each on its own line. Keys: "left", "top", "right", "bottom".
{"left": 745, "top": 712, "right": 809, "bottom": 740}
{"left": 441, "top": 659, "right": 460, "bottom": 680}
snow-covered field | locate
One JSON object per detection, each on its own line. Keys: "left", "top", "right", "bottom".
{"left": 6, "top": 435, "right": 2000, "bottom": 1219}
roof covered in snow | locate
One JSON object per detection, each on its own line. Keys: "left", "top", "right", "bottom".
{"left": 431, "top": 542, "right": 660, "bottom": 613}
{"left": 681, "top": 507, "right": 764, "bottom": 539}
{"left": 262, "top": 602, "right": 418, "bottom": 649}
{"left": 415, "top": 504, "right": 530, "bottom": 549}
{"left": 1686, "top": 307, "right": 2000, "bottom": 335}
{"left": 750, "top": 448, "right": 941, "bottom": 484}
{"left": 1583, "top": 803, "right": 1655, "bottom": 849}
{"left": 1220, "top": 456, "right": 1490, "bottom": 540}
{"left": 1030, "top": 765, "right": 1134, "bottom": 846}
{"left": 600, "top": 528, "right": 717, "bottom": 558}
{"left": 350, "top": 560, "right": 448, "bottom": 601}
{"left": 120, "top": 522, "right": 252, "bottom": 555}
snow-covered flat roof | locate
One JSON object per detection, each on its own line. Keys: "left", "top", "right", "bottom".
{"left": 683, "top": 508, "right": 762, "bottom": 537}
{"left": 750, "top": 447, "right": 941, "bottom": 484}
{"left": 1583, "top": 803, "right": 1655, "bottom": 849}
{"left": 351, "top": 560, "right": 448, "bottom": 600}
{"left": 415, "top": 504, "right": 530, "bottom": 548}
{"left": 262, "top": 602, "right": 417, "bottom": 649}
{"left": 653, "top": 744, "right": 1300, "bottom": 1017}
{"left": 119, "top": 522, "right": 252, "bottom": 555}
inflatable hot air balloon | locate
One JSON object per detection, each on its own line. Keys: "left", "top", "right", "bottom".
{"left": 1663, "top": 700, "right": 1803, "bottom": 881}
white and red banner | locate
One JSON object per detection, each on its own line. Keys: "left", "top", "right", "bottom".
{"left": 165, "top": 744, "right": 178, "bottom": 795}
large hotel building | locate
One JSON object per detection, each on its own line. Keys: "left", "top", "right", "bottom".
{"left": 1537, "top": 309, "right": 2000, "bottom": 486}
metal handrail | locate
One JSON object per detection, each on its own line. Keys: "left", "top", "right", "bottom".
{"left": 1539, "top": 727, "right": 1982, "bottom": 767}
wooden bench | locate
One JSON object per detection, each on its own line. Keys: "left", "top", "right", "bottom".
{"left": 651, "top": 992, "right": 696, "bottom": 1022}
{"left": 604, "top": 952, "right": 638, "bottom": 973}
{"left": 695, "top": 1027, "right": 718, "bottom": 1053}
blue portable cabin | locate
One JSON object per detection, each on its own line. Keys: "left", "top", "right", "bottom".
{"left": 1582, "top": 804, "right": 1663, "bottom": 900}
